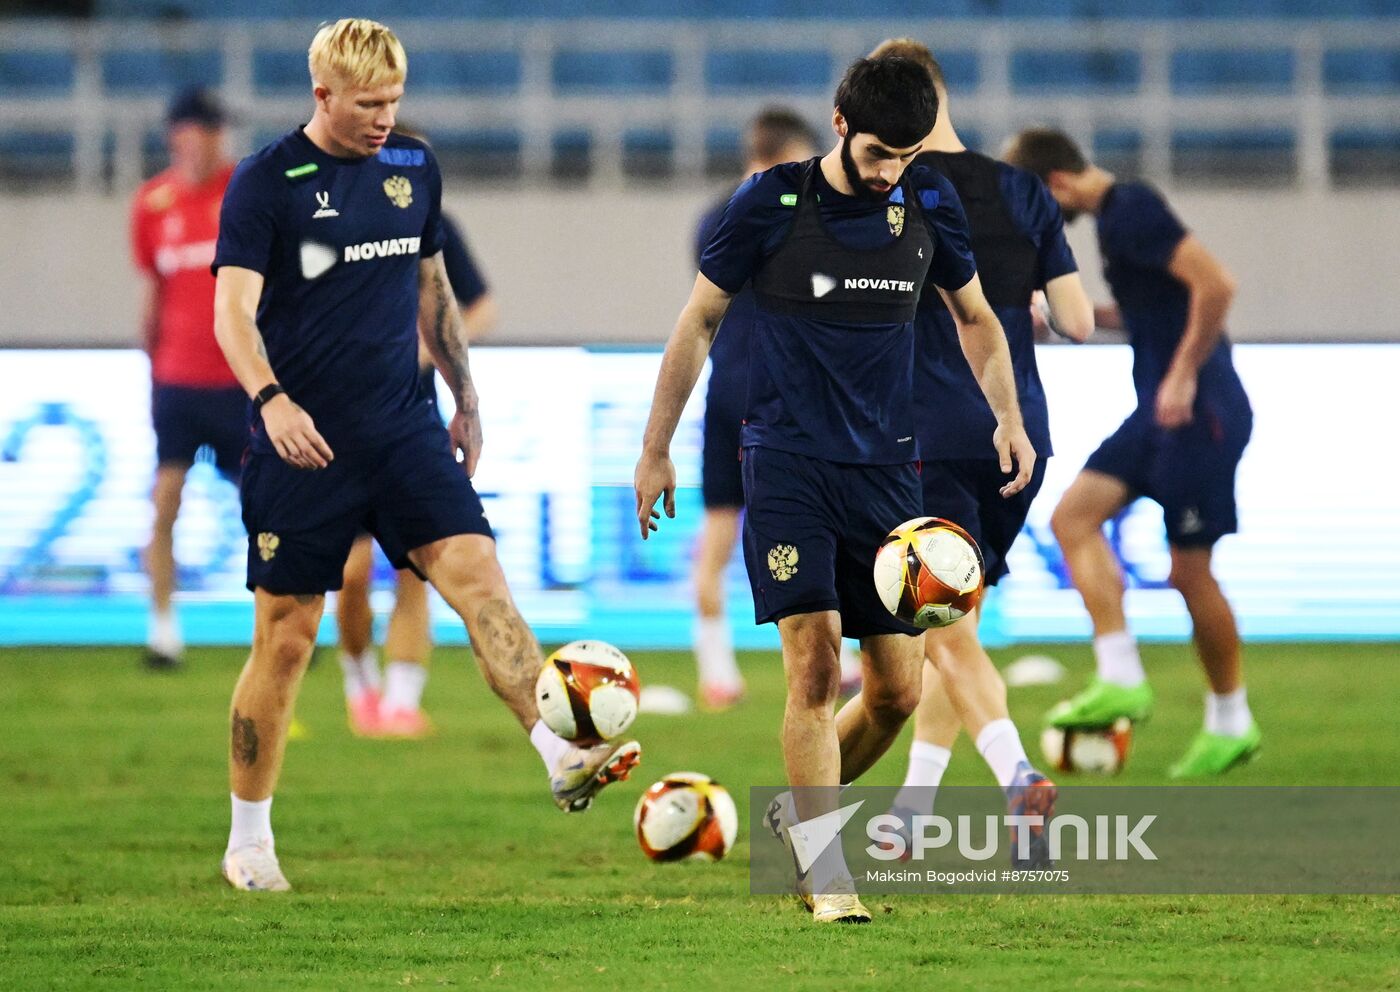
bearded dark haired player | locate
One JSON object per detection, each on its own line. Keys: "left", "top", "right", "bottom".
{"left": 636, "top": 55, "right": 1036, "bottom": 923}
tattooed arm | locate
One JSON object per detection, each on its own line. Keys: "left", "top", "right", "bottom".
{"left": 419, "top": 253, "right": 482, "bottom": 477}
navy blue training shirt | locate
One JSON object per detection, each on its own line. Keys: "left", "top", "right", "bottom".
{"left": 915, "top": 159, "right": 1077, "bottom": 459}
{"left": 441, "top": 213, "right": 488, "bottom": 308}
{"left": 213, "top": 127, "right": 446, "bottom": 454}
{"left": 694, "top": 192, "right": 752, "bottom": 406}
{"left": 1097, "top": 182, "right": 1248, "bottom": 413}
{"left": 700, "top": 161, "right": 977, "bottom": 465}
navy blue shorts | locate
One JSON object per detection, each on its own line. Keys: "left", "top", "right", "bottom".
{"left": 920, "top": 457, "right": 1047, "bottom": 586}
{"left": 1085, "top": 406, "right": 1251, "bottom": 548}
{"left": 152, "top": 384, "right": 248, "bottom": 481}
{"left": 741, "top": 446, "right": 921, "bottom": 639}
{"left": 240, "top": 425, "right": 492, "bottom": 595}
{"left": 701, "top": 385, "right": 745, "bottom": 509}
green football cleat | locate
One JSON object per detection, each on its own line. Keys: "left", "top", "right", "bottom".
{"left": 1168, "top": 723, "right": 1261, "bottom": 779}
{"left": 1046, "top": 678, "right": 1154, "bottom": 729}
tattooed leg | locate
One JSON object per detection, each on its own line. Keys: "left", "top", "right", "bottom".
{"left": 412, "top": 534, "right": 543, "bottom": 729}
{"left": 231, "top": 708, "right": 259, "bottom": 767}
{"left": 229, "top": 589, "right": 324, "bottom": 801}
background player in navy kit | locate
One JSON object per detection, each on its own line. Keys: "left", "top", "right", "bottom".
{"left": 1005, "top": 128, "right": 1260, "bottom": 778}
{"left": 336, "top": 205, "right": 498, "bottom": 740}
{"left": 690, "top": 107, "right": 819, "bottom": 711}
{"left": 635, "top": 57, "right": 1036, "bottom": 923}
{"left": 210, "top": 19, "right": 639, "bottom": 893}
{"left": 868, "top": 39, "right": 1094, "bottom": 840}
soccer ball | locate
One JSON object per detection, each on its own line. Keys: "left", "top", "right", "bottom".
{"left": 634, "top": 772, "right": 738, "bottom": 862}
{"left": 1040, "top": 718, "right": 1134, "bottom": 775}
{"left": 534, "top": 640, "right": 640, "bottom": 746}
{"left": 873, "top": 517, "right": 984, "bottom": 628}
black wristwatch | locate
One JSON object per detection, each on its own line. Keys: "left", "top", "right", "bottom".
{"left": 252, "top": 382, "right": 286, "bottom": 412}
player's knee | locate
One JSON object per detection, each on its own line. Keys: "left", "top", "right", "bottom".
{"left": 926, "top": 634, "right": 969, "bottom": 679}
{"left": 257, "top": 625, "right": 316, "bottom": 678}
{"left": 254, "top": 603, "right": 320, "bottom": 677}
{"left": 340, "top": 567, "right": 370, "bottom": 600}
{"left": 1167, "top": 554, "right": 1216, "bottom": 596}
{"left": 1050, "top": 502, "right": 1087, "bottom": 545}
{"left": 695, "top": 586, "right": 723, "bottom": 617}
{"left": 419, "top": 537, "right": 505, "bottom": 602}
{"left": 151, "top": 485, "right": 183, "bottom": 527}
{"left": 788, "top": 662, "right": 841, "bottom": 711}
{"left": 864, "top": 676, "right": 920, "bottom": 726}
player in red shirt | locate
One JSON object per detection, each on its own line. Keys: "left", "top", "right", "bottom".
{"left": 129, "top": 88, "right": 242, "bottom": 670}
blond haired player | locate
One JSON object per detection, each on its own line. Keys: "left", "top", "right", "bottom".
{"left": 211, "top": 19, "right": 639, "bottom": 892}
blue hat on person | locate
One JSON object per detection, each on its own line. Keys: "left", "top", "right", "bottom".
{"left": 166, "top": 87, "right": 228, "bottom": 128}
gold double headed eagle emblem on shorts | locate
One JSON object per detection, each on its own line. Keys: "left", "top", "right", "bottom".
{"left": 768, "top": 544, "right": 799, "bottom": 582}
{"left": 382, "top": 175, "right": 413, "bottom": 209}
{"left": 257, "top": 532, "right": 280, "bottom": 562}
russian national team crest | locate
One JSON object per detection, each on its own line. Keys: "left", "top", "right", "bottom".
{"left": 887, "top": 204, "right": 905, "bottom": 236}
{"left": 383, "top": 176, "right": 413, "bottom": 209}
{"left": 257, "top": 533, "right": 280, "bottom": 562}
{"left": 768, "top": 544, "right": 799, "bottom": 582}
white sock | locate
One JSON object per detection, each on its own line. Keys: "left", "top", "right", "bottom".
{"left": 893, "top": 741, "right": 952, "bottom": 816}
{"left": 382, "top": 661, "right": 428, "bottom": 712}
{"left": 838, "top": 640, "right": 862, "bottom": 683}
{"left": 975, "top": 718, "right": 1031, "bottom": 790}
{"left": 794, "top": 812, "right": 856, "bottom": 896}
{"left": 530, "top": 720, "right": 572, "bottom": 772}
{"left": 227, "top": 794, "right": 273, "bottom": 852}
{"left": 1093, "top": 630, "right": 1146, "bottom": 688}
{"left": 1205, "top": 687, "right": 1252, "bottom": 737}
{"left": 148, "top": 607, "right": 182, "bottom": 655}
{"left": 340, "top": 649, "right": 381, "bottom": 700}
{"left": 693, "top": 616, "right": 742, "bottom": 688}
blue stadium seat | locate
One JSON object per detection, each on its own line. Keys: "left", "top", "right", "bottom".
{"left": 705, "top": 50, "right": 830, "bottom": 92}
{"left": 1172, "top": 49, "right": 1294, "bottom": 94}
{"left": 251, "top": 50, "right": 307, "bottom": 93}
{"left": 1174, "top": 127, "right": 1294, "bottom": 153}
{"left": 1331, "top": 127, "right": 1400, "bottom": 152}
{"left": 1324, "top": 49, "right": 1400, "bottom": 92}
{"left": 552, "top": 51, "right": 673, "bottom": 92}
{"left": 408, "top": 51, "right": 521, "bottom": 93}
{"left": 0, "top": 131, "right": 76, "bottom": 164}
{"left": 1011, "top": 49, "right": 1141, "bottom": 93}
{"left": 1094, "top": 129, "right": 1143, "bottom": 156}
{"left": 0, "top": 51, "right": 76, "bottom": 94}
{"left": 101, "top": 49, "right": 223, "bottom": 92}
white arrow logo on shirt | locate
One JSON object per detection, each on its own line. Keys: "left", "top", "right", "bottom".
{"left": 299, "top": 241, "right": 337, "bottom": 280}
{"left": 811, "top": 272, "right": 837, "bottom": 298}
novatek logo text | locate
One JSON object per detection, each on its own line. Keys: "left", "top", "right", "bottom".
{"left": 344, "top": 237, "right": 422, "bottom": 262}
{"left": 845, "top": 277, "right": 915, "bottom": 292}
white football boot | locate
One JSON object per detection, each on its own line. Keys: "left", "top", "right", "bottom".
{"left": 221, "top": 842, "right": 291, "bottom": 892}
{"left": 550, "top": 739, "right": 642, "bottom": 812}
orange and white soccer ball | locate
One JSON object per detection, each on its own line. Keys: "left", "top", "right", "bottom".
{"left": 534, "top": 640, "right": 640, "bottom": 746}
{"left": 873, "top": 517, "right": 984, "bottom": 628}
{"left": 1040, "top": 718, "right": 1134, "bottom": 775}
{"left": 634, "top": 772, "right": 738, "bottom": 862}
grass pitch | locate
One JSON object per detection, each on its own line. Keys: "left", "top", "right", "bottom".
{"left": 2, "top": 642, "right": 1398, "bottom": 990}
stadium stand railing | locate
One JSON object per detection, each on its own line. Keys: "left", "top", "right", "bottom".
{"left": 1, "top": 18, "right": 1397, "bottom": 190}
